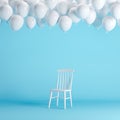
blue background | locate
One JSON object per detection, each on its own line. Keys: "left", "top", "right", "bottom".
{"left": 0, "top": 20, "right": 120, "bottom": 102}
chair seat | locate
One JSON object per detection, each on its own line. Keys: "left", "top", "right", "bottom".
{"left": 51, "top": 89, "right": 71, "bottom": 92}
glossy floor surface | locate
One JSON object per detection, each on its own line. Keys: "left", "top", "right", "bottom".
{"left": 0, "top": 100, "right": 120, "bottom": 120}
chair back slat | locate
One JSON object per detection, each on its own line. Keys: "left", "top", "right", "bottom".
{"left": 56, "top": 69, "right": 74, "bottom": 90}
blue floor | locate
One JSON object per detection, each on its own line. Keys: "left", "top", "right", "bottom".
{"left": 0, "top": 100, "right": 120, "bottom": 120}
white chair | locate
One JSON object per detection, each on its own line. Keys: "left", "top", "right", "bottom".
{"left": 48, "top": 69, "right": 74, "bottom": 109}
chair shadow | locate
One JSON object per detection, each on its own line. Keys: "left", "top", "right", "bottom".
{"left": 0, "top": 99, "right": 72, "bottom": 110}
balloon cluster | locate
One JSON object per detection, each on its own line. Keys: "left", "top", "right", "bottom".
{"left": 0, "top": 0, "right": 120, "bottom": 32}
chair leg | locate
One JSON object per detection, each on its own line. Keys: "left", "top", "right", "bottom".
{"left": 69, "top": 91, "right": 72, "bottom": 107}
{"left": 48, "top": 91, "right": 52, "bottom": 108}
{"left": 56, "top": 92, "right": 59, "bottom": 107}
{"left": 64, "top": 91, "right": 66, "bottom": 109}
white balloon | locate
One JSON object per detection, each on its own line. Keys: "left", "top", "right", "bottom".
{"left": 77, "top": 4, "right": 90, "bottom": 19}
{"left": 87, "top": 0, "right": 92, "bottom": 4}
{"left": 0, "top": 5, "right": 13, "bottom": 21}
{"left": 9, "top": 15, "right": 24, "bottom": 31}
{"left": 59, "top": 16, "right": 72, "bottom": 32}
{"left": 56, "top": 1, "right": 69, "bottom": 15}
{"left": 16, "top": 1, "right": 29, "bottom": 17}
{"left": 57, "top": 0, "right": 73, "bottom": 3}
{"left": 9, "top": 0, "right": 21, "bottom": 8}
{"left": 68, "top": 7, "right": 80, "bottom": 23}
{"left": 86, "top": 8, "right": 96, "bottom": 24}
{"left": 107, "top": 0, "right": 117, "bottom": 4}
{"left": 76, "top": 0, "right": 87, "bottom": 4}
{"left": 92, "top": 0, "right": 106, "bottom": 10}
{"left": 24, "top": 0, "right": 39, "bottom": 5}
{"left": 0, "top": 0, "right": 8, "bottom": 6}
{"left": 0, "top": 0, "right": 8, "bottom": 3}
{"left": 102, "top": 16, "right": 116, "bottom": 31}
{"left": 26, "top": 16, "right": 36, "bottom": 29}
{"left": 46, "top": 10, "right": 59, "bottom": 26}
{"left": 98, "top": 4, "right": 109, "bottom": 17}
{"left": 111, "top": 3, "right": 120, "bottom": 19}
{"left": 34, "top": 2, "right": 48, "bottom": 19}
{"left": 46, "top": 0, "right": 58, "bottom": 9}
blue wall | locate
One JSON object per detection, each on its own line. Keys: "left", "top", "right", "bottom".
{"left": 0, "top": 21, "right": 120, "bottom": 102}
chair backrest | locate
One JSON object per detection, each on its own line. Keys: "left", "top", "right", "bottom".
{"left": 56, "top": 69, "right": 74, "bottom": 90}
